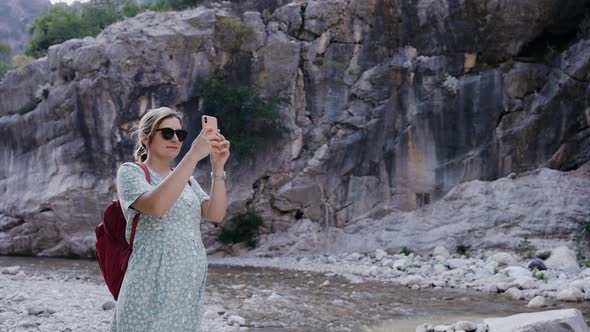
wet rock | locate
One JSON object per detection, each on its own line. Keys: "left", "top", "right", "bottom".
{"left": 527, "top": 295, "right": 547, "bottom": 308}
{"left": 556, "top": 288, "right": 584, "bottom": 302}
{"left": 504, "top": 287, "right": 524, "bottom": 300}
{"left": 527, "top": 258, "right": 547, "bottom": 271}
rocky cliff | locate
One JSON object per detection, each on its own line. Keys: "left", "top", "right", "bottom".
{"left": 0, "top": 0, "right": 589, "bottom": 257}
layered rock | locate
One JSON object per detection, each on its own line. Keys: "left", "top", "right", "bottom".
{"left": 0, "top": 0, "right": 589, "bottom": 257}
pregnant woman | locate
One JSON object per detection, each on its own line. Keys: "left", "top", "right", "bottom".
{"left": 111, "top": 107, "right": 230, "bottom": 331}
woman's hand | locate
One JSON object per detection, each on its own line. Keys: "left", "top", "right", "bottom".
{"left": 210, "top": 132, "right": 230, "bottom": 171}
{"left": 190, "top": 127, "right": 223, "bottom": 161}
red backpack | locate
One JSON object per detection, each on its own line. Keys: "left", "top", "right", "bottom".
{"left": 95, "top": 161, "right": 150, "bottom": 300}
{"left": 95, "top": 162, "right": 192, "bottom": 300}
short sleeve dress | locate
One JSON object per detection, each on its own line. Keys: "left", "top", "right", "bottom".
{"left": 110, "top": 162, "right": 210, "bottom": 332}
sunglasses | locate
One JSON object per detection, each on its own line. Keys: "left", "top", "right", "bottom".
{"left": 155, "top": 128, "right": 188, "bottom": 142}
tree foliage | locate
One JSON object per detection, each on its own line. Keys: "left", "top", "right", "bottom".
{"left": 25, "top": 0, "right": 207, "bottom": 58}
{"left": 195, "top": 76, "right": 287, "bottom": 160}
{"left": 0, "top": 43, "right": 11, "bottom": 80}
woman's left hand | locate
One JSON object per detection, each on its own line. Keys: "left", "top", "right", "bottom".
{"left": 210, "top": 130, "right": 230, "bottom": 170}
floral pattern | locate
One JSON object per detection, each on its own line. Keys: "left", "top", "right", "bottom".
{"left": 111, "top": 162, "right": 210, "bottom": 332}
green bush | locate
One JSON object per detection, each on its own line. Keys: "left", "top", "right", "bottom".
{"left": 25, "top": 2, "right": 123, "bottom": 58}
{"left": 515, "top": 235, "right": 535, "bottom": 258}
{"left": 578, "top": 14, "right": 590, "bottom": 40}
{"left": 532, "top": 268, "right": 547, "bottom": 282}
{"left": 215, "top": 16, "right": 255, "bottom": 51}
{"left": 400, "top": 246, "right": 413, "bottom": 256}
{"left": 24, "top": 0, "right": 209, "bottom": 58}
{"left": 456, "top": 245, "right": 470, "bottom": 257}
{"left": 218, "top": 211, "right": 263, "bottom": 248}
{"left": 195, "top": 76, "right": 286, "bottom": 160}
{"left": 0, "top": 43, "right": 11, "bottom": 80}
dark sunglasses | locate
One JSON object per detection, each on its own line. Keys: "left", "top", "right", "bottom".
{"left": 155, "top": 128, "right": 188, "bottom": 142}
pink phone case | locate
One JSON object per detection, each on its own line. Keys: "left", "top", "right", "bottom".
{"left": 202, "top": 115, "right": 218, "bottom": 131}
{"left": 202, "top": 115, "right": 221, "bottom": 151}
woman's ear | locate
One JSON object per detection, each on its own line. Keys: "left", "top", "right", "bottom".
{"left": 141, "top": 134, "right": 148, "bottom": 147}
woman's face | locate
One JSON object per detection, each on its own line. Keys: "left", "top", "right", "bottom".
{"left": 143, "top": 116, "right": 183, "bottom": 161}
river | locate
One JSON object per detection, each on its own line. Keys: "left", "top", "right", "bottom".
{"left": 1, "top": 256, "right": 589, "bottom": 332}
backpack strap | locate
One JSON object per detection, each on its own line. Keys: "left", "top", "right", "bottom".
{"left": 128, "top": 162, "right": 151, "bottom": 247}
{"left": 126, "top": 162, "right": 191, "bottom": 246}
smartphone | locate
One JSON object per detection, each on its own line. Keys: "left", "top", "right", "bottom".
{"left": 201, "top": 115, "right": 221, "bottom": 151}
{"left": 201, "top": 115, "right": 218, "bottom": 132}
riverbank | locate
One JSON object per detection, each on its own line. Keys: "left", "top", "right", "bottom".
{"left": 1, "top": 248, "right": 589, "bottom": 331}
{"left": 211, "top": 246, "right": 590, "bottom": 311}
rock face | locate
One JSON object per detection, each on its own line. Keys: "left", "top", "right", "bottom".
{"left": 0, "top": 0, "right": 590, "bottom": 257}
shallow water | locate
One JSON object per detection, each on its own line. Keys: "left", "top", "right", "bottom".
{"left": 1, "top": 256, "right": 588, "bottom": 332}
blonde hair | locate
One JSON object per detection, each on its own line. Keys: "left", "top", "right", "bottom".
{"left": 132, "top": 107, "right": 183, "bottom": 162}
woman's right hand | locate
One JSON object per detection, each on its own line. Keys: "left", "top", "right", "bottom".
{"left": 190, "top": 127, "right": 223, "bottom": 161}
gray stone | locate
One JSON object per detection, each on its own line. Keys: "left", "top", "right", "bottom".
{"left": 2, "top": 266, "right": 21, "bottom": 275}
{"left": 545, "top": 246, "right": 580, "bottom": 274}
{"left": 528, "top": 258, "right": 547, "bottom": 271}
{"left": 102, "top": 301, "right": 116, "bottom": 311}
{"left": 484, "top": 309, "right": 588, "bottom": 332}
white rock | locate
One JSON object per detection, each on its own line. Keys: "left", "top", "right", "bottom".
{"left": 527, "top": 295, "right": 547, "bottom": 308}
{"left": 393, "top": 259, "right": 408, "bottom": 270}
{"left": 319, "top": 280, "right": 330, "bottom": 287}
{"left": 447, "top": 258, "right": 468, "bottom": 270}
{"left": 504, "top": 287, "right": 524, "bottom": 300}
{"left": 26, "top": 304, "right": 47, "bottom": 315}
{"left": 2, "top": 266, "right": 21, "bottom": 275}
{"left": 204, "top": 310, "right": 219, "bottom": 320}
{"left": 433, "top": 325, "right": 452, "bottom": 331}
{"left": 556, "top": 288, "right": 584, "bottom": 302}
{"left": 569, "top": 279, "right": 590, "bottom": 292}
{"left": 375, "top": 249, "right": 387, "bottom": 261}
{"left": 487, "top": 253, "right": 518, "bottom": 267}
{"left": 381, "top": 258, "right": 393, "bottom": 267}
{"left": 400, "top": 275, "right": 425, "bottom": 287}
{"left": 484, "top": 284, "right": 498, "bottom": 294}
{"left": 12, "top": 294, "right": 28, "bottom": 302}
{"left": 227, "top": 315, "right": 246, "bottom": 326}
{"left": 453, "top": 320, "right": 477, "bottom": 330}
{"left": 513, "top": 276, "right": 536, "bottom": 289}
{"left": 345, "top": 252, "right": 363, "bottom": 261}
{"left": 544, "top": 246, "right": 580, "bottom": 274}
{"left": 102, "top": 301, "right": 116, "bottom": 311}
{"left": 484, "top": 309, "right": 588, "bottom": 332}
{"left": 433, "top": 246, "right": 450, "bottom": 258}
{"left": 503, "top": 266, "right": 531, "bottom": 278}
{"left": 496, "top": 282, "right": 514, "bottom": 292}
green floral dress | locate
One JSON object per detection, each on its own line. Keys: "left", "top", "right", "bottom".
{"left": 111, "top": 162, "right": 210, "bottom": 332}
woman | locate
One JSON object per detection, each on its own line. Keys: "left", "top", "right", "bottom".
{"left": 111, "top": 107, "right": 230, "bottom": 331}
